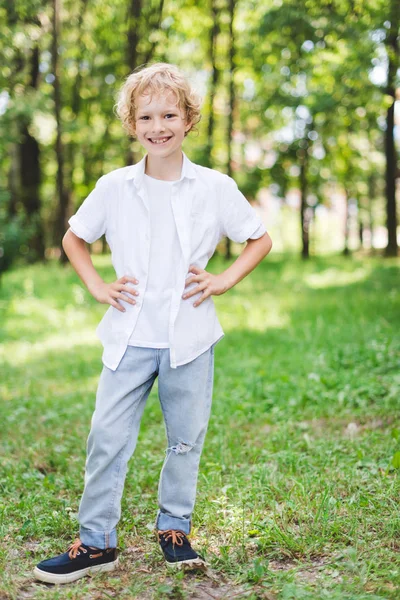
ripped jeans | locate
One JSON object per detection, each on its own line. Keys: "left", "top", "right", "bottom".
{"left": 78, "top": 343, "right": 215, "bottom": 549}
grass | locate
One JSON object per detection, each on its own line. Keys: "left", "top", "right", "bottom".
{"left": 0, "top": 251, "right": 399, "bottom": 599}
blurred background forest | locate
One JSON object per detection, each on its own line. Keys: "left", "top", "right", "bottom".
{"left": 0, "top": 0, "right": 399, "bottom": 276}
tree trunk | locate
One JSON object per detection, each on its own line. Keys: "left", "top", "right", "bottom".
{"left": 53, "top": 0, "right": 69, "bottom": 264}
{"left": 299, "top": 147, "right": 310, "bottom": 259}
{"left": 384, "top": 1, "right": 399, "bottom": 257}
{"left": 127, "top": 0, "right": 141, "bottom": 70}
{"left": 7, "top": 15, "right": 45, "bottom": 262}
{"left": 8, "top": 142, "right": 20, "bottom": 217}
{"left": 125, "top": 0, "right": 143, "bottom": 167}
{"left": 125, "top": 0, "right": 165, "bottom": 166}
{"left": 225, "top": 0, "right": 235, "bottom": 261}
{"left": 368, "top": 174, "right": 375, "bottom": 252}
{"left": 20, "top": 119, "right": 45, "bottom": 261}
{"left": 343, "top": 189, "right": 350, "bottom": 256}
{"left": 143, "top": 0, "right": 165, "bottom": 64}
{"left": 60, "top": 0, "right": 91, "bottom": 257}
{"left": 359, "top": 219, "right": 364, "bottom": 248}
{"left": 205, "top": 0, "right": 220, "bottom": 169}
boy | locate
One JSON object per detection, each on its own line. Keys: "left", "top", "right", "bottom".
{"left": 34, "top": 62, "right": 272, "bottom": 584}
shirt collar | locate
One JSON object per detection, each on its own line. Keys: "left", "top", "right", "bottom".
{"left": 125, "top": 150, "right": 196, "bottom": 187}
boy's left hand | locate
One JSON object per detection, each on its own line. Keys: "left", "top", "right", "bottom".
{"left": 182, "top": 265, "right": 230, "bottom": 307}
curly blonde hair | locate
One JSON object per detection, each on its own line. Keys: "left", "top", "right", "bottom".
{"left": 114, "top": 62, "right": 202, "bottom": 138}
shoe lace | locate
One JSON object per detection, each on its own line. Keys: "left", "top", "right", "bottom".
{"left": 68, "top": 538, "right": 87, "bottom": 559}
{"left": 157, "top": 529, "right": 187, "bottom": 547}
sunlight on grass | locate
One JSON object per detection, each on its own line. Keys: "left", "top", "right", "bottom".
{"left": 0, "top": 328, "right": 98, "bottom": 366}
{"left": 4, "top": 296, "right": 96, "bottom": 334}
{"left": 217, "top": 294, "right": 290, "bottom": 332}
{"left": 304, "top": 266, "right": 372, "bottom": 289}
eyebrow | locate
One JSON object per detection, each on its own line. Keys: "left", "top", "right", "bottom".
{"left": 137, "top": 107, "right": 179, "bottom": 115}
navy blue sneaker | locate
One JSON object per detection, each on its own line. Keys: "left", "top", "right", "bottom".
{"left": 157, "top": 529, "right": 206, "bottom": 569}
{"left": 33, "top": 538, "right": 119, "bottom": 584}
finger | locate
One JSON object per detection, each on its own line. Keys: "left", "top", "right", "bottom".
{"left": 112, "top": 283, "right": 138, "bottom": 297}
{"left": 184, "top": 275, "right": 201, "bottom": 288}
{"left": 183, "top": 282, "right": 207, "bottom": 299}
{"left": 120, "top": 275, "right": 139, "bottom": 284}
{"left": 122, "top": 285, "right": 139, "bottom": 296}
{"left": 188, "top": 265, "right": 202, "bottom": 274}
{"left": 110, "top": 288, "right": 134, "bottom": 304}
{"left": 110, "top": 298, "right": 126, "bottom": 312}
{"left": 193, "top": 290, "right": 210, "bottom": 307}
{"left": 116, "top": 292, "right": 136, "bottom": 305}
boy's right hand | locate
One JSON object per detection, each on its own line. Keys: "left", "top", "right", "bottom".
{"left": 90, "top": 276, "right": 139, "bottom": 312}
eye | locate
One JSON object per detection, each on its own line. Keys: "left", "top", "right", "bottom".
{"left": 165, "top": 113, "right": 176, "bottom": 118}
{"left": 139, "top": 116, "right": 149, "bottom": 120}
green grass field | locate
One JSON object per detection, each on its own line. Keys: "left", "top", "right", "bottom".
{"left": 0, "top": 252, "right": 399, "bottom": 599}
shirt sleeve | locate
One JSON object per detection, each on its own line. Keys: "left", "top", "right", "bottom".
{"left": 249, "top": 223, "right": 267, "bottom": 239}
{"left": 68, "top": 175, "right": 108, "bottom": 243}
{"left": 219, "top": 175, "right": 267, "bottom": 243}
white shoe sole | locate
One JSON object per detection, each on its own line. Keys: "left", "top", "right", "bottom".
{"left": 33, "top": 557, "right": 119, "bottom": 584}
{"left": 166, "top": 557, "right": 207, "bottom": 570}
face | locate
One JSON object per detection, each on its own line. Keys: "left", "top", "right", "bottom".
{"left": 134, "top": 90, "right": 191, "bottom": 157}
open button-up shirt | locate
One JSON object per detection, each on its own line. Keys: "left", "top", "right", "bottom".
{"left": 68, "top": 151, "right": 267, "bottom": 369}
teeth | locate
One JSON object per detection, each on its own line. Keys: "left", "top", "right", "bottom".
{"left": 150, "top": 137, "right": 170, "bottom": 144}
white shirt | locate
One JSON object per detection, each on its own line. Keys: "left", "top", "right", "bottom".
{"left": 127, "top": 174, "right": 179, "bottom": 347}
{"left": 68, "top": 151, "right": 267, "bottom": 370}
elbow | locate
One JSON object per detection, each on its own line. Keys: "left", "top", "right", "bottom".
{"left": 262, "top": 232, "right": 273, "bottom": 255}
{"left": 62, "top": 228, "right": 73, "bottom": 250}
{"left": 246, "top": 231, "right": 272, "bottom": 255}
{"left": 62, "top": 228, "right": 83, "bottom": 249}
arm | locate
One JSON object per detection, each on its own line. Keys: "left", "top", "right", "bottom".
{"left": 183, "top": 231, "right": 273, "bottom": 307}
{"left": 62, "top": 229, "right": 139, "bottom": 312}
{"left": 62, "top": 229, "right": 105, "bottom": 295}
{"left": 218, "top": 232, "right": 272, "bottom": 290}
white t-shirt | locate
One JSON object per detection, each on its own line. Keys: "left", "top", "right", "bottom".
{"left": 127, "top": 174, "right": 180, "bottom": 348}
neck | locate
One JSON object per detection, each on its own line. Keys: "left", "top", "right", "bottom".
{"left": 145, "top": 148, "right": 183, "bottom": 181}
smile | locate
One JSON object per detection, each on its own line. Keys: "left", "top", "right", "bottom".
{"left": 148, "top": 136, "right": 172, "bottom": 145}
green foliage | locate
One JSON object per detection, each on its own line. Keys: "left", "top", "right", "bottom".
{"left": 0, "top": 191, "right": 34, "bottom": 282}
{"left": 0, "top": 0, "right": 397, "bottom": 261}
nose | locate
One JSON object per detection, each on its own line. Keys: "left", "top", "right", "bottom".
{"left": 151, "top": 118, "right": 165, "bottom": 133}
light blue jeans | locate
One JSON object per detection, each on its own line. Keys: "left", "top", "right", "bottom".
{"left": 78, "top": 343, "right": 215, "bottom": 549}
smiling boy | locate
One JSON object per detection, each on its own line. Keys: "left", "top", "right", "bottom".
{"left": 34, "top": 63, "right": 272, "bottom": 584}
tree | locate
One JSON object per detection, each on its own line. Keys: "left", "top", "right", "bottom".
{"left": 384, "top": 0, "right": 399, "bottom": 256}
